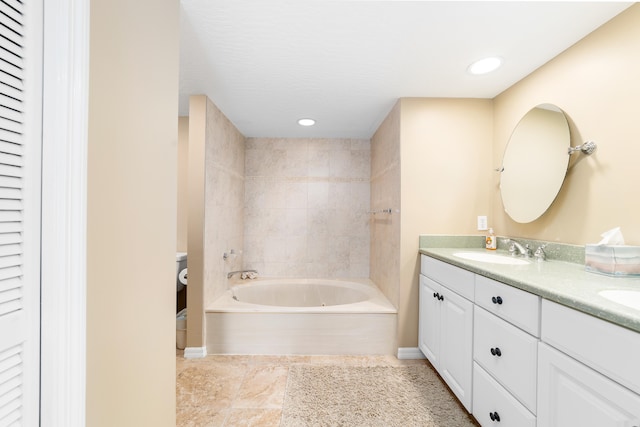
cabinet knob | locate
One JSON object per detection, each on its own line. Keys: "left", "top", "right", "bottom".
{"left": 490, "top": 347, "right": 502, "bottom": 357}
{"left": 489, "top": 411, "right": 501, "bottom": 422}
{"left": 433, "top": 292, "right": 438, "bottom": 299}
{"left": 491, "top": 296, "right": 503, "bottom": 305}
{"left": 438, "top": 294, "right": 444, "bottom": 301}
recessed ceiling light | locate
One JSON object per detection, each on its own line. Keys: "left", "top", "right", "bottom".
{"left": 468, "top": 57, "right": 502, "bottom": 75}
{"left": 297, "top": 118, "right": 316, "bottom": 126}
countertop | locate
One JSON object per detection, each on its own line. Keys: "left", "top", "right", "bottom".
{"left": 419, "top": 247, "right": 640, "bottom": 333}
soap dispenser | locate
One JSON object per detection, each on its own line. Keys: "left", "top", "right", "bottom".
{"left": 486, "top": 228, "right": 497, "bottom": 250}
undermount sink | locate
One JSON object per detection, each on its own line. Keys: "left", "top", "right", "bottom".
{"left": 598, "top": 289, "right": 640, "bottom": 311}
{"left": 453, "top": 251, "right": 530, "bottom": 265}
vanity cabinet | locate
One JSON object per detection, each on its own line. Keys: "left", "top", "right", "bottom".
{"left": 419, "top": 256, "right": 474, "bottom": 412}
{"left": 472, "top": 276, "right": 540, "bottom": 426}
{"left": 538, "top": 300, "right": 640, "bottom": 427}
{"left": 419, "top": 251, "right": 640, "bottom": 427}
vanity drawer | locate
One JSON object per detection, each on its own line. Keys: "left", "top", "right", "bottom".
{"left": 474, "top": 306, "right": 538, "bottom": 413}
{"left": 473, "top": 362, "right": 536, "bottom": 427}
{"left": 421, "top": 255, "right": 475, "bottom": 301}
{"left": 475, "top": 275, "right": 540, "bottom": 336}
{"left": 542, "top": 299, "right": 640, "bottom": 396}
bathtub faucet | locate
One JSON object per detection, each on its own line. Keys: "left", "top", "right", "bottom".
{"left": 227, "top": 269, "right": 258, "bottom": 279}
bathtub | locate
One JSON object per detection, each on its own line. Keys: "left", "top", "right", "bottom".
{"left": 206, "top": 278, "right": 397, "bottom": 355}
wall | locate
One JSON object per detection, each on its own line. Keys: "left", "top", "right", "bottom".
{"left": 203, "top": 98, "right": 245, "bottom": 306}
{"left": 370, "top": 102, "right": 401, "bottom": 309}
{"left": 177, "top": 117, "right": 189, "bottom": 252}
{"left": 187, "top": 95, "right": 245, "bottom": 348}
{"left": 492, "top": 4, "right": 640, "bottom": 245}
{"left": 244, "top": 138, "right": 370, "bottom": 277}
{"left": 86, "top": 0, "right": 178, "bottom": 425}
{"left": 399, "top": 98, "right": 493, "bottom": 347}
{"left": 187, "top": 97, "right": 206, "bottom": 348}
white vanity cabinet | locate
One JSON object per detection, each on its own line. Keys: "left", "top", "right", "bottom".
{"left": 419, "top": 251, "right": 640, "bottom": 427}
{"left": 472, "top": 276, "right": 540, "bottom": 426}
{"left": 419, "top": 256, "right": 475, "bottom": 412}
{"left": 538, "top": 300, "right": 640, "bottom": 427}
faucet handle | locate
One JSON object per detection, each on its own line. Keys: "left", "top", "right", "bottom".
{"left": 534, "top": 244, "right": 547, "bottom": 261}
{"left": 524, "top": 244, "right": 533, "bottom": 258}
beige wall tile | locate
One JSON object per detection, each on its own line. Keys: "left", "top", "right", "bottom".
{"left": 244, "top": 138, "right": 371, "bottom": 277}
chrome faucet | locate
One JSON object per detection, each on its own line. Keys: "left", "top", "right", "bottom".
{"left": 534, "top": 244, "right": 547, "bottom": 262}
{"left": 227, "top": 269, "right": 258, "bottom": 279}
{"left": 504, "top": 239, "right": 533, "bottom": 258}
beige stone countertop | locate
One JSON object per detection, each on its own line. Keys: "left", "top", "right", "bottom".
{"left": 419, "top": 247, "right": 640, "bottom": 333}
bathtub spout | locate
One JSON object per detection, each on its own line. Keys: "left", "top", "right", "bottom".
{"left": 227, "top": 269, "right": 258, "bottom": 279}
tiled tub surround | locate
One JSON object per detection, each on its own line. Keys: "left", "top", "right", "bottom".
{"left": 419, "top": 235, "right": 640, "bottom": 333}
{"left": 243, "top": 138, "right": 371, "bottom": 278}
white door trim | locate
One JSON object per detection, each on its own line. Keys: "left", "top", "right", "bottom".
{"left": 40, "top": 0, "right": 89, "bottom": 425}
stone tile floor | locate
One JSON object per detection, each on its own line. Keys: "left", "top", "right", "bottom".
{"left": 176, "top": 351, "right": 473, "bottom": 427}
{"left": 176, "top": 351, "right": 438, "bottom": 427}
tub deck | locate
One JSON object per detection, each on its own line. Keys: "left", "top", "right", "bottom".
{"left": 205, "top": 278, "right": 397, "bottom": 355}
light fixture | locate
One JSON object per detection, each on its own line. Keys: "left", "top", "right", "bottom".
{"left": 468, "top": 57, "right": 502, "bottom": 75}
{"left": 297, "top": 118, "right": 316, "bottom": 126}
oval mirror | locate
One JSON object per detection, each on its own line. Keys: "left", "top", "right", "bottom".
{"left": 500, "top": 104, "right": 570, "bottom": 223}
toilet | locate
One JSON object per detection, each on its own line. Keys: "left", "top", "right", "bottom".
{"left": 176, "top": 252, "right": 187, "bottom": 292}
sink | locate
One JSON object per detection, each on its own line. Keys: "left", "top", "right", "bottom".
{"left": 598, "top": 289, "right": 640, "bottom": 311}
{"left": 453, "top": 251, "right": 530, "bottom": 265}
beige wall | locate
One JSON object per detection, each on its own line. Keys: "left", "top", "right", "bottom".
{"left": 187, "top": 95, "right": 245, "bottom": 348}
{"left": 244, "top": 138, "right": 370, "bottom": 277}
{"left": 399, "top": 98, "right": 494, "bottom": 347}
{"left": 493, "top": 4, "right": 640, "bottom": 245}
{"left": 370, "top": 102, "right": 401, "bottom": 309}
{"left": 187, "top": 96, "right": 206, "bottom": 347}
{"left": 177, "top": 117, "right": 189, "bottom": 252}
{"left": 86, "top": 0, "right": 179, "bottom": 425}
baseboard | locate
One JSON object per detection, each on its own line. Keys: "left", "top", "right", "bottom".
{"left": 184, "top": 346, "right": 207, "bottom": 359}
{"left": 397, "top": 347, "right": 426, "bottom": 360}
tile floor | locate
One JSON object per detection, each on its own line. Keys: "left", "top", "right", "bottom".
{"left": 176, "top": 351, "right": 475, "bottom": 427}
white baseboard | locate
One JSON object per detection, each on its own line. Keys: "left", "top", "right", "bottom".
{"left": 184, "top": 347, "right": 207, "bottom": 359}
{"left": 397, "top": 347, "right": 426, "bottom": 360}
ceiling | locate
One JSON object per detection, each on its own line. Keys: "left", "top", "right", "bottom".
{"left": 179, "top": 1, "right": 631, "bottom": 139}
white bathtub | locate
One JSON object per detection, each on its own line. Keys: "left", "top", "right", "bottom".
{"left": 206, "top": 278, "right": 397, "bottom": 355}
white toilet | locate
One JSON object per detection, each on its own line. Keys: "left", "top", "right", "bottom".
{"left": 176, "top": 252, "right": 187, "bottom": 292}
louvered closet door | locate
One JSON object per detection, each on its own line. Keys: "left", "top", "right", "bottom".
{"left": 0, "top": 0, "right": 43, "bottom": 425}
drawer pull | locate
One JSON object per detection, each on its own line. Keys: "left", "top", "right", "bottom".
{"left": 433, "top": 292, "right": 438, "bottom": 299}
{"left": 491, "top": 296, "right": 503, "bottom": 305}
{"left": 432, "top": 292, "right": 444, "bottom": 301}
{"left": 490, "top": 347, "right": 502, "bottom": 357}
{"left": 489, "top": 411, "right": 501, "bottom": 422}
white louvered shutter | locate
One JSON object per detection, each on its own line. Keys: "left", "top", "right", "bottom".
{"left": 0, "top": 0, "right": 42, "bottom": 425}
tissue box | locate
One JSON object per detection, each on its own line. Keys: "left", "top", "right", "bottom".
{"left": 585, "top": 245, "right": 640, "bottom": 276}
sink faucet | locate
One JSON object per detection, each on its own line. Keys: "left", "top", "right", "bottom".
{"left": 534, "top": 244, "right": 547, "bottom": 262}
{"left": 504, "top": 239, "right": 532, "bottom": 258}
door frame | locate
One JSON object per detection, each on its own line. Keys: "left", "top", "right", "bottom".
{"left": 40, "top": 0, "right": 89, "bottom": 424}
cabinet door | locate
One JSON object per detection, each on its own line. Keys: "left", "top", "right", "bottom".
{"left": 538, "top": 343, "right": 640, "bottom": 427}
{"left": 419, "top": 274, "right": 440, "bottom": 367}
{"left": 439, "top": 286, "right": 474, "bottom": 412}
